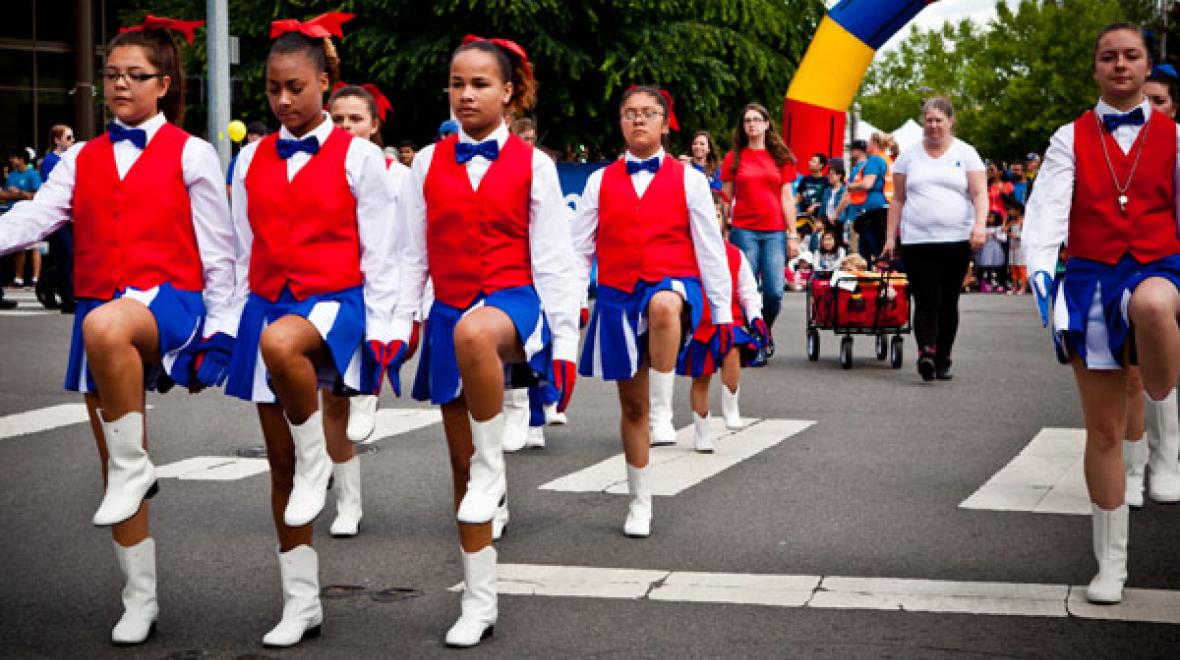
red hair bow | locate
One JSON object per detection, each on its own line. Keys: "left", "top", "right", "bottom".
{"left": 332, "top": 81, "right": 394, "bottom": 122}
{"left": 270, "top": 12, "right": 355, "bottom": 40}
{"left": 461, "top": 34, "right": 533, "bottom": 79}
{"left": 120, "top": 15, "right": 205, "bottom": 45}
{"left": 625, "top": 85, "right": 680, "bottom": 132}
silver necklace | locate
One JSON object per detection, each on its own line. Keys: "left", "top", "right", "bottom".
{"left": 1095, "top": 112, "right": 1149, "bottom": 213}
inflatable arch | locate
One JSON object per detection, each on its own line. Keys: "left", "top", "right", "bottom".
{"left": 783, "top": 0, "right": 939, "bottom": 173}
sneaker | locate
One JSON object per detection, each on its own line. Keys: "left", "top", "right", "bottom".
{"left": 935, "top": 358, "right": 953, "bottom": 381}
{"left": 917, "top": 349, "right": 936, "bottom": 381}
{"left": 11, "top": 278, "right": 24, "bottom": 287}
{"left": 764, "top": 334, "right": 776, "bottom": 358}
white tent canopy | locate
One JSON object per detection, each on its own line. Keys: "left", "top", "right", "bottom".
{"left": 891, "top": 118, "right": 923, "bottom": 153}
{"left": 845, "top": 117, "right": 883, "bottom": 146}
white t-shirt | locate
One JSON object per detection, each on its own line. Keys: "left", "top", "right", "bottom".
{"left": 893, "top": 138, "right": 985, "bottom": 244}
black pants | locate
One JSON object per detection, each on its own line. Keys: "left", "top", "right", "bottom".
{"left": 900, "top": 241, "right": 971, "bottom": 363}
{"left": 856, "top": 208, "right": 888, "bottom": 267}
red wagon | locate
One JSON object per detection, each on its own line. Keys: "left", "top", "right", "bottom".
{"left": 805, "top": 270, "right": 911, "bottom": 369}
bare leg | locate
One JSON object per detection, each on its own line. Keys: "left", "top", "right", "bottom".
{"left": 82, "top": 298, "right": 160, "bottom": 421}
{"left": 689, "top": 374, "right": 711, "bottom": 417}
{"left": 1127, "top": 278, "right": 1180, "bottom": 401}
{"left": 452, "top": 306, "right": 526, "bottom": 422}
{"left": 720, "top": 348, "right": 741, "bottom": 393}
{"left": 259, "top": 316, "right": 330, "bottom": 424}
{"left": 617, "top": 370, "right": 651, "bottom": 469}
{"left": 257, "top": 403, "right": 314, "bottom": 551}
{"left": 321, "top": 390, "right": 355, "bottom": 463}
{"left": 646, "top": 292, "right": 685, "bottom": 373}
{"left": 1071, "top": 357, "right": 1127, "bottom": 509}
{"left": 1125, "top": 367, "right": 1146, "bottom": 443}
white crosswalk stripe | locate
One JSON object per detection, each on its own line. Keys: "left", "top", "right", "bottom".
{"left": 960, "top": 428, "right": 1090, "bottom": 515}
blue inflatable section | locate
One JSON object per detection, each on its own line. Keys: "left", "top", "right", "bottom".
{"left": 828, "top": 0, "right": 933, "bottom": 50}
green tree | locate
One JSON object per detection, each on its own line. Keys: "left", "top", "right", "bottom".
{"left": 858, "top": 0, "right": 1158, "bottom": 162}
{"left": 118, "top": 0, "right": 824, "bottom": 156}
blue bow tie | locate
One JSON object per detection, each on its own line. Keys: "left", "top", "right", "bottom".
{"left": 455, "top": 139, "right": 500, "bottom": 164}
{"left": 107, "top": 123, "right": 147, "bottom": 150}
{"left": 626, "top": 157, "right": 661, "bottom": 175}
{"left": 276, "top": 135, "right": 320, "bottom": 160}
{"left": 1102, "top": 107, "right": 1145, "bottom": 132}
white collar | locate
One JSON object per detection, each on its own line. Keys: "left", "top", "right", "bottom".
{"left": 113, "top": 112, "right": 167, "bottom": 142}
{"left": 625, "top": 148, "right": 665, "bottom": 163}
{"left": 458, "top": 121, "right": 509, "bottom": 147}
{"left": 280, "top": 112, "right": 335, "bottom": 143}
{"left": 1095, "top": 97, "right": 1152, "bottom": 120}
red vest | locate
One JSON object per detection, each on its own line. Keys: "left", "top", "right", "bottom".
{"left": 693, "top": 243, "right": 745, "bottom": 340}
{"left": 245, "top": 127, "right": 363, "bottom": 301}
{"left": 72, "top": 123, "right": 203, "bottom": 299}
{"left": 597, "top": 156, "right": 700, "bottom": 292}
{"left": 423, "top": 134, "right": 534, "bottom": 308}
{"left": 1069, "top": 109, "right": 1180, "bottom": 264}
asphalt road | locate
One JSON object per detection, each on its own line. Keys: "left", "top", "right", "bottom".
{"left": 1, "top": 290, "right": 1177, "bottom": 659}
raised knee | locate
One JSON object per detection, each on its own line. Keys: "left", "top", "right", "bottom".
{"left": 647, "top": 296, "right": 681, "bottom": 328}
{"left": 452, "top": 320, "right": 491, "bottom": 358}
{"left": 1128, "top": 289, "right": 1175, "bottom": 326}
{"left": 82, "top": 308, "right": 128, "bottom": 353}
{"left": 259, "top": 325, "right": 300, "bottom": 369}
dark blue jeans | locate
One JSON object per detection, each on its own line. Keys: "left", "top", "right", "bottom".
{"left": 729, "top": 227, "right": 785, "bottom": 328}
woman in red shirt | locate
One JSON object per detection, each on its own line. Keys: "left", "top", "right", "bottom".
{"left": 721, "top": 102, "right": 798, "bottom": 356}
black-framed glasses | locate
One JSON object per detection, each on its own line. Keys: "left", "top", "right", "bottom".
{"left": 102, "top": 71, "right": 164, "bottom": 85}
{"left": 621, "top": 109, "right": 664, "bottom": 122}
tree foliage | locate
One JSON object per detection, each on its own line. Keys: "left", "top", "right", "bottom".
{"left": 118, "top": 0, "right": 824, "bottom": 156}
{"left": 858, "top": 0, "right": 1163, "bottom": 162}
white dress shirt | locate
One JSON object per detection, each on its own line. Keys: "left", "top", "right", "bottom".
{"left": 394, "top": 121, "right": 581, "bottom": 362}
{"left": 735, "top": 250, "right": 763, "bottom": 322}
{"left": 1024, "top": 98, "right": 1180, "bottom": 279}
{"left": 0, "top": 112, "right": 239, "bottom": 336}
{"left": 569, "top": 148, "right": 734, "bottom": 324}
{"left": 231, "top": 113, "right": 398, "bottom": 342}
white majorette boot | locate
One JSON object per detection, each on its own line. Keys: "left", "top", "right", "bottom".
{"left": 693, "top": 411, "right": 714, "bottom": 453}
{"left": 623, "top": 463, "right": 652, "bottom": 538}
{"left": 721, "top": 385, "right": 744, "bottom": 430}
{"left": 544, "top": 403, "right": 568, "bottom": 425}
{"left": 457, "top": 413, "right": 507, "bottom": 524}
{"left": 1086, "top": 503, "right": 1129, "bottom": 604}
{"left": 262, "top": 545, "right": 323, "bottom": 648}
{"left": 1123, "top": 439, "right": 1148, "bottom": 509}
{"left": 446, "top": 546, "right": 498, "bottom": 647}
{"left": 284, "top": 411, "right": 332, "bottom": 527}
{"left": 502, "top": 388, "right": 529, "bottom": 453}
{"left": 93, "top": 411, "right": 157, "bottom": 527}
{"left": 111, "top": 538, "right": 158, "bottom": 645}
{"left": 1144, "top": 390, "right": 1180, "bottom": 503}
{"left": 329, "top": 457, "right": 363, "bottom": 537}
{"left": 525, "top": 425, "right": 546, "bottom": 449}
{"left": 492, "top": 497, "right": 509, "bottom": 541}
{"left": 649, "top": 369, "right": 677, "bottom": 446}
{"left": 345, "top": 395, "right": 378, "bottom": 444}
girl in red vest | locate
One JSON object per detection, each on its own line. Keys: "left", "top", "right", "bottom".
{"left": 1025, "top": 22, "right": 1180, "bottom": 606}
{"left": 223, "top": 14, "right": 399, "bottom": 647}
{"left": 0, "top": 17, "right": 235, "bottom": 645}
{"left": 678, "top": 213, "right": 769, "bottom": 452}
{"left": 570, "top": 86, "right": 733, "bottom": 537}
{"left": 388, "top": 36, "right": 579, "bottom": 647}
{"left": 317, "top": 83, "right": 411, "bottom": 539}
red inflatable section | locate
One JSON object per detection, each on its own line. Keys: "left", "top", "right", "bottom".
{"left": 782, "top": 98, "right": 845, "bottom": 174}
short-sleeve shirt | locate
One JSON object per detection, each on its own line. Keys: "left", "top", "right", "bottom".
{"left": 721, "top": 148, "right": 794, "bottom": 231}
{"left": 850, "top": 154, "right": 888, "bottom": 212}
{"left": 893, "top": 138, "right": 986, "bottom": 244}
{"left": 796, "top": 174, "right": 828, "bottom": 216}
{"left": 40, "top": 151, "right": 61, "bottom": 180}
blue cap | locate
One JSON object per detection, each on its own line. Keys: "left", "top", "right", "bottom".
{"left": 438, "top": 119, "right": 459, "bottom": 136}
{"left": 1153, "top": 63, "right": 1179, "bottom": 81}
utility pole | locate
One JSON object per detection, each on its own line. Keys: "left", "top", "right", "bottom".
{"left": 74, "top": 0, "right": 95, "bottom": 139}
{"left": 207, "top": 0, "right": 231, "bottom": 169}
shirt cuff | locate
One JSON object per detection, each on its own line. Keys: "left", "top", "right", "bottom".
{"left": 711, "top": 307, "right": 733, "bottom": 324}
{"left": 553, "top": 335, "right": 579, "bottom": 363}
{"left": 202, "top": 314, "right": 238, "bottom": 339}
{"left": 389, "top": 316, "right": 415, "bottom": 344}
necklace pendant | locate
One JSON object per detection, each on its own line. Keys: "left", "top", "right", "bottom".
{"left": 1119, "top": 194, "right": 1129, "bottom": 212}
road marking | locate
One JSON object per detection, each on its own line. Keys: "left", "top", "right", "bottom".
{"left": 0, "top": 309, "right": 55, "bottom": 317}
{"left": 0, "top": 403, "right": 152, "bottom": 440}
{"left": 153, "top": 406, "right": 442, "bottom": 481}
{"left": 960, "top": 428, "right": 1089, "bottom": 515}
{"left": 451, "top": 563, "right": 1180, "bottom": 624}
{"left": 538, "top": 418, "right": 814, "bottom": 496}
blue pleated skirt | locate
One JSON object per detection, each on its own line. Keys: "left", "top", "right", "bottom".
{"left": 65, "top": 283, "right": 205, "bottom": 394}
{"left": 677, "top": 325, "right": 757, "bottom": 377}
{"left": 225, "top": 286, "right": 365, "bottom": 403}
{"left": 412, "top": 285, "right": 553, "bottom": 405}
{"left": 1054, "top": 254, "right": 1180, "bottom": 369}
{"left": 579, "top": 277, "right": 704, "bottom": 381}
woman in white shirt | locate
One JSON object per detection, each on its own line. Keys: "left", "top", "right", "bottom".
{"left": 881, "top": 96, "right": 988, "bottom": 381}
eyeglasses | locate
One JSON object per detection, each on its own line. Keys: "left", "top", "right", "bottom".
{"left": 62, "top": 134, "right": 75, "bottom": 141}
{"left": 621, "top": 109, "right": 664, "bottom": 122}
{"left": 743, "top": 116, "right": 767, "bottom": 124}
{"left": 102, "top": 71, "right": 164, "bottom": 85}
